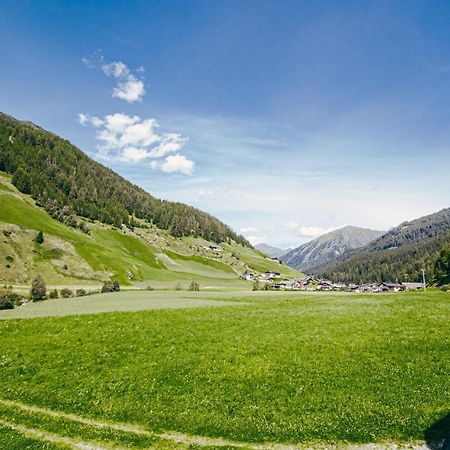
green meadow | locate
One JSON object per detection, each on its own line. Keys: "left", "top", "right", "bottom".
{"left": 0, "top": 290, "right": 449, "bottom": 449}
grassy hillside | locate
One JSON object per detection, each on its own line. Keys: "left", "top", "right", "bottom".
{"left": 0, "top": 290, "right": 448, "bottom": 448}
{"left": 0, "top": 173, "right": 297, "bottom": 288}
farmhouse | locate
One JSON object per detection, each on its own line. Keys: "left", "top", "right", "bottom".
{"left": 355, "top": 283, "right": 381, "bottom": 293}
{"left": 265, "top": 271, "right": 281, "bottom": 279}
{"left": 240, "top": 273, "right": 255, "bottom": 281}
{"left": 379, "top": 282, "right": 404, "bottom": 292}
{"left": 402, "top": 282, "right": 423, "bottom": 291}
{"left": 317, "top": 280, "right": 333, "bottom": 291}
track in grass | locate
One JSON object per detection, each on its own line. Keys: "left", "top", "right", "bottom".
{"left": 0, "top": 399, "right": 432, "bottom": 450}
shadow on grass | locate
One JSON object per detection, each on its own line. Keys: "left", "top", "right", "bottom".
{"left": 425, "top": 412, "right": 450, "bottom": 449}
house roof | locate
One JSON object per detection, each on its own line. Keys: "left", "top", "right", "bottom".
{"left": 402, "top": 282, "right": 423, "bottom": 288}
{"left": 380, "top": 282, "right": 403, "bottom": 288}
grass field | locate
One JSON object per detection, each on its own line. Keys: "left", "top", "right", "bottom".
{"left": 0, "top": 290, "right": 449, "bottom": 449}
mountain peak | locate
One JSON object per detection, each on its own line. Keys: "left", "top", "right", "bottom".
{"left": 282, "top": 225, "right": 384, "bottom": 272}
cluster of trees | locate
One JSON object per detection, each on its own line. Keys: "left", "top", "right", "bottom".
{"left": 0, "top": 113, "right": 249, "bottom": 246}
{"left": 1, "top": 274, "right": 124, "bottom": 310}
{"left": 314, "top": 232, "right": 450, "bottom": 285}
{"left": 434, "top": 247, "right": 450, "bottom": 286}
{"left": 188, "top": 281, "right": 200, "bottom": 291}
{"left": 101, "top": 280, "right": 120, "bottom": 293}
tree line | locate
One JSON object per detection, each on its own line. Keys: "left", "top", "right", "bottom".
{"left": 314, "top": 232, "right": 450, "bottom": 285}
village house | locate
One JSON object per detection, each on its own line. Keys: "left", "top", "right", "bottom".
{"left": 240, "top": 273, "right": 255, "bottom": 281}
{"left": 265, "top": 271, "right": 281, "bottom": 280}
{"left": 379, "top": 282, "right": 404, "bottom": 292}
{"left": 402, "top": 282, "right": 423, "bottom": 291}
{"left": 355, "top": 283, "right": 381, "bottom": 293}
{"left": 317, "top": 279, "right": 333, "bottom": 291}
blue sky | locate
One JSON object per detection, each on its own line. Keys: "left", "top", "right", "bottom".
{"left": 1, "top": 1, "right": 450, "bottom": 248}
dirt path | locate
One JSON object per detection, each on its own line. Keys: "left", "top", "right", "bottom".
{"left": 0, "top": 399, "right": 434, "bottom": 450}
{"left": 0, "top": 418, "right": 111, "bottom": 450}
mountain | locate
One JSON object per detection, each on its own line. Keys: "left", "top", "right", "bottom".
{"left": 0, "top": 112, "right": 249, "bottom": 246}
{"left": 0, "top": 113, "right": 300, "bottom": 286}
{"left": 313, "top": 208, "right": 450, "bottom": 284}
{"left": 255, "top": 243, "right": 291, "bottom": 258}
{"left": 282, "top": 225, "right": 384, "bottom": 272}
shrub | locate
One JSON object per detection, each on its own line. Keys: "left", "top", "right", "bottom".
{"left": 0, "top": 297, "right": 14, "bottom": 310}
{"left": 35, "top": 231, "right": 44, "bottom": 244}
{"left": 5, "top": 255, "right": 14, "bottom": 263}
{"left": 252, "top": 281, "right": 261, "bottom": 291}
{"left": 175, "top": 282, "right": 182, "bottom": 291}
{"left": 0, "top": 287, "right": 21, "bottom": 310}
{"left": 30, "top": 275, "right": 46, "bottom": 301}
{"left": 101, "top": 280, "right": 120, "bottom": 293}
{"left": 49, "top": 289, "right": 59, "bottom": 299}
{"left": 76, "top": 289, "right": 87, "bottom": 297}
{"left": 60, "top": 288, "right": 73, "bottom": 298}
{"left": 441, "top": 285, "right": 449, "bottom": 292}
{"left": 188, "top": 281, "right": 200, "bottom": 291}
{"left": 145, "top": 285, "right": 154, "bottom": 291}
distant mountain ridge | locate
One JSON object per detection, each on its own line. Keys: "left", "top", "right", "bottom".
{"left": 313, "top": 208, "right": 450, "bottom": 284}
{"left": 255, "top": 243, "right": 291, "bottom": 258}
{"left": 282, "top": 225, "right": 384, "bottom": 272}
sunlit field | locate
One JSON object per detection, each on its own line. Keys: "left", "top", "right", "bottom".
{"left": 0, "top": 290, "right": 449, "bottom": 449}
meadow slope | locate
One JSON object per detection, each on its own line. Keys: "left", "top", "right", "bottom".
{"left": 0, "top": 173, "right": 298, "bottom": 288}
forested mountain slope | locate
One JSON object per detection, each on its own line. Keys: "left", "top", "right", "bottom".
{"left": 0, "top": 112, "right": 249, "bottom": 246}
{"left": 282, "top": 226, "right": 383, "bottom": 271}
{"left": 313, "top": 208, "right": 450, "bottom": 284}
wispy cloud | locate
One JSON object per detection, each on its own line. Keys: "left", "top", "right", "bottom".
{"left": 282, "top": 222, "right": 341, "bottom": 238}
{"left": 78, "top": 112, "right": 194, "bottom": 175}
{"left": 101, "top": 61, "right": 146, "bottom": 103}
{"left": 82, "top": 53, "right": 146, "bottom": 103}
{"left": 241, "top": 226, "right": 259, "bottom": 233}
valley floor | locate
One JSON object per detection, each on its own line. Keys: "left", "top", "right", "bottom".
{"left": 0, "top": 290, "right": 449, "bottom": 449}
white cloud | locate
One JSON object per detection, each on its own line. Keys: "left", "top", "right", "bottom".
{"left": 119, "top": 147, "right": 151, "bottom": 163}
{"left": 247, "top": 235, "right": 268, "bottom": 246}
{"left": 113, "top": 76, "right": 146, "bottom": 103}
{"left": 148, "top": 133, "right": 187, "bottom": 158}
{"left": 82, "top": 56, "right": 146, "bottom": 103}
{"left": 102, "top": 61, "right": 130, "bottom": 78}
{"left": 298, "top": 225, "right": 340, "bottom": 238}
{"left": 102, "top": 60, "right": 146, "bottom": 103}
{"left": 279, "top": 221, "right": 340, "bottom": 238}
{"left": 241, "top": 226, "right": 258, "bottom": 233}
{"left": 194, "top": 188, "right": 215, "bottom": 198}
{"left": 160, "top": 154, "right": 195, "bottom": 175}
{"left": 78, "top": 112, "right": 193, "bottom": 173}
